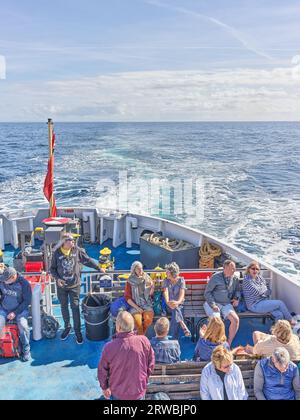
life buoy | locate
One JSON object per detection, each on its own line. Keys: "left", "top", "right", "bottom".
{"left": 42, "top": 217, "right": 70, "bottom": 226}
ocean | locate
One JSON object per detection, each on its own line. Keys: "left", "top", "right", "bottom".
{"left": 0, "top": 121, "right": 299, "bottom": 277}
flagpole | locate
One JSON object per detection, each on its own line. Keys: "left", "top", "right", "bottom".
{"left": 48, "top": 118, "right": 54, "bottom": 216}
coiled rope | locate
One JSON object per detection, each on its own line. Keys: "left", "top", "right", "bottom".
{"left": 199, "top": 240, "right": 222, "bottom": 269}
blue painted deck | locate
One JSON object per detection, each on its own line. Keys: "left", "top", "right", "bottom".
{"left": 0, "top": 241, "right": 273, "bottom": 400}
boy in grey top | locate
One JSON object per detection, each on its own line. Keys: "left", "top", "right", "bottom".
{"left": 204, "top": 260, "right": 240, "bottom": 347}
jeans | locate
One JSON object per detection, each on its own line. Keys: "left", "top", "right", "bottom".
{"left": 0, "top": 309, "right": 30, "bottom": 354}
{"left": 249, "top": 299, "right": 292, "bottom": 322}
{"left": 57, "top": 284, "right": 81, "bottom": 333}
{"left": 166, "top": 305, "right": 185, "bottom": 339}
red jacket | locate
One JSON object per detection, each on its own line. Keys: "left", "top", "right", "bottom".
{"left": 98, "top": 331, "right": 155, "bottom": 400}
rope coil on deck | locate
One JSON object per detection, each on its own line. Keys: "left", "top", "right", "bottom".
{"left": 199, "top": 240, "right": 222, "bottom": 269}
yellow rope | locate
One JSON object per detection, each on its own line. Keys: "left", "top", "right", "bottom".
{"left": 199, "top": 240, "right": 222, "bottom": 269}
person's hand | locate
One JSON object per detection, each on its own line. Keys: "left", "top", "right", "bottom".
{"left": 168, "top": 301, "right": 178, "bottom": 310}
{"left": 7, "top": 312, "right": 16, "bottom": 321}
{"left": 103, "top": 388, "right": 111, "bottom": 400}
{"left": 199, "top": 324, "right": 207, "bottom": 338}
{"left": 231, "top": 299, "right": 239, "bottom": 308}
{"left": 136, "top": 307, "right": 144, "bottom": 314}
{"left": 57, "top": 279, "right": 66, "bottom": 288}
{"left": 231, "top": 345, "right": 245, "bottom": 355}
{"left": 244, "top": 344, "right": 254, "bottom": 355}
{"left": 212, "top": 305, "right": 220, "bottom": 313}
{"left": 100, "top": 267, "right": 106, "bottom": 274}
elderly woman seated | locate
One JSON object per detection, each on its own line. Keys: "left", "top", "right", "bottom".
{"left": 254, "top": 347, "right": 300, "bottom": 400}
{"left": 150, "top": 317, "right": 181, "bottom": 364}
{"left": 245, "top": 320, "right": 300, "bottom": 359}
{"left": 200, "top": 346, "right": 248, "bottom": 400}
{"left": 242, "top": 261, "right": 296, "bottom": 325}
{"left": 125, "top": 261, "right": 154, "bottom": 335}
{"left": 163, "top": 262, "right": 191, "bottom": 338}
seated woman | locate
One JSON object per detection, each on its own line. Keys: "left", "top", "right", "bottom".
{"left": 254, "top": 347, "right": 300, "bottom": 400}
{"left": 194, "top": 317, "right": 230, "bottom": 362}
{"left": 242, "top": 261, "right": 296, "bottom": 325}
{"left": 150, "top": 317, "right": 181, "bottom": 364}
{"left": 200, "top": 346, "right": 248, "bottom": 400}
{"left": 245, "top": 320, "right": 300, "bottom": 359}
{"left": 163, "top": 262, "right": 191, "bottom": 338}
{"left": 125, "top": 261, "right": 154, "bottom": 335}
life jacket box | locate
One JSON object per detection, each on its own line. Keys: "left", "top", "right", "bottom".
{"left": 0, "top": 324, "right": 20, "bottom": 358}
{"left": 25, "top": 261, "right": 44, "bottom": 272}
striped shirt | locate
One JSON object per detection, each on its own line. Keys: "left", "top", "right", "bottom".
{"left": 242, "top": 275, "right": 271, "bottom": 309}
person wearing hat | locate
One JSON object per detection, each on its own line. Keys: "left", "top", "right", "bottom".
{"left": 50, "top": 233, "right": 104, "bottom": 344}
{"left": 0, "top": 267, "right": 32, "bottom": 362}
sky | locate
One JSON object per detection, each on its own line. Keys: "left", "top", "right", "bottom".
{"left": 0, "top": 0, "right": 300, "bottom": 121}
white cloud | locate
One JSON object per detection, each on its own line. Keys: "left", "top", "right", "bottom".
{"left": 1, "top": 62, "right": 300, "bottom": 121}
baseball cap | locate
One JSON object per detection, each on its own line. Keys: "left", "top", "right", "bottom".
{"left": 0, "top": 267, "right": 17, "bottom": 282}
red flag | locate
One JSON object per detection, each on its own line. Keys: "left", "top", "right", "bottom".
{"left": 43, "top": 132, "right": 57, "bottom": 217}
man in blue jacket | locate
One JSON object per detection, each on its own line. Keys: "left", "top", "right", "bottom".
{"left": 0, "top": 267, "right": 32, "bottom": 362}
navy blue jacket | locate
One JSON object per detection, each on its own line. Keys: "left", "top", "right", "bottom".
{"left": 0, "top": 274, "right": 32, "bottom": 315}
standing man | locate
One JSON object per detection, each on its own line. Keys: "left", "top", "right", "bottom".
{"left": 204, "top": 260, "right": 240, "bottom": 347}
{"left": 98, "top": 311, "right": 155, "bottom": 400}
{"left": 0, "top": 267, "right": 32, "bottom": 362}
{"left": 50, "top": 234, "right": 102, "bottom": 344}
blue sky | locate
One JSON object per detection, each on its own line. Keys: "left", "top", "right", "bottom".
{"left": 0, "top": 0, "right": 300, "bottom": 121}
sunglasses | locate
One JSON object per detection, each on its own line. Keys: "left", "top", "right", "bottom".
{"left": 222, "top": 364, "right": 232, "bottom": 370}
{"left": 250, "top": 267, "right": 260, "bottom": 271}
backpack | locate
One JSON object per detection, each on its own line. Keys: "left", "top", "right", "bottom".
{"left": 110, "top": 297, "right": 130, "bottom": 317}
{"left": 0, "top": 324, "right": 20, "bottom": 358}
{"left": 41, "top": 312, "right": 60, "bottom": 339}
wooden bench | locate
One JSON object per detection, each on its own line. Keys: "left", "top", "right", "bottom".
{"left": 94, "top": 274, "right": 274, "bottom": 340}
{"left": 146, "top": 359, "right": 259, "bottom": 400}
{"left": 147, "top": 357, "right": 300, "bottom": 400}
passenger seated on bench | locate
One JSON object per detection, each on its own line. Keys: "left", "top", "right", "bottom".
{"left": 245, "top": 320, "right": 300, "bottom": 359}
{"left": 163, "top": 262, "right": 191, "bottom": 338}
{"left": 242, "top": 261, "right": 296, "bottom": 325}
{"left": 254, "top": 347, "right": 300, "bottom": 401}
{"left": 194, "top": 317, "right": 230, "bottom": 362}
{"left": 200, "top": 346, "right": 248, "bottom": 401}
{"left": 0, "top": 267, "right": 32, "bottom": 362}
{"left": 204, "top": 260, "right": 240, "bottom": 347}
{"left": 125, "top": 261, "right": 154, "bottom": 335}
{"left": 150, "top": 317, "right": 181, "bottom": 364}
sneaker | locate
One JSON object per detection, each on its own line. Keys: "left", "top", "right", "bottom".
{"left": 76, "top": 332, "right": 84, "bottom": 345}
{"left": 21, "top": 352, "right": 31, "bottom": 363}
{"left": 61, "top": 327, "right": 72, "bottom": 341}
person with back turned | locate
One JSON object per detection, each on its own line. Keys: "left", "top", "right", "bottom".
{"left": 50, "top": 233, "right": 103, "bottom": 344}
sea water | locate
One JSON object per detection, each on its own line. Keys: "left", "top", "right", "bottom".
{"left": 0, "top": 121, "right": 299, "bottom": 277}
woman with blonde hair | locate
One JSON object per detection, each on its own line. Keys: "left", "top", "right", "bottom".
{"left": 125, "top": 261, "right": 154, "bottom": 335}
{"left": 242, "top": 261, "right": 296, "bottom": 325}
{"left": 194, "top": 317, "right": 230, "bottom": 362}
{"left": 200, "top": 346, "right": 248, "bottom": 400}
{"left": 245, "top": 320, "right": 300, "bottom": 359}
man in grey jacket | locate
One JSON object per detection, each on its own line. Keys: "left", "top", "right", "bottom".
{"left": 50, "top": 234, "right": 103, "bottom": 344}
{"left": 204, "top": 260, "right": 240, "bottom": 347}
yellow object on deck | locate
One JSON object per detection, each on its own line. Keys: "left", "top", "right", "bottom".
{"left": 150, "top": 265, "right": 167, "bottom": 283}
{"left": 199, "top": 240, "right": 222, "bottom": 269}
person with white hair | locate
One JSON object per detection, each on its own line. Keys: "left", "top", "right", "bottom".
{"left": 98, "top": 311, "right": 155, "bottom": 400}
{"left": 254, "top": 347, "right": 300, "bottom": 400}
{"left": 163, "top": 262, "right": 191, "bottom": 338}
{"left": 124, "top": 261, "right": 154, "bottom": 335}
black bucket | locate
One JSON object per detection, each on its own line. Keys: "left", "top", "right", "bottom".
{"left": 82, "top": 294, "right": 111, "bottom": 341}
